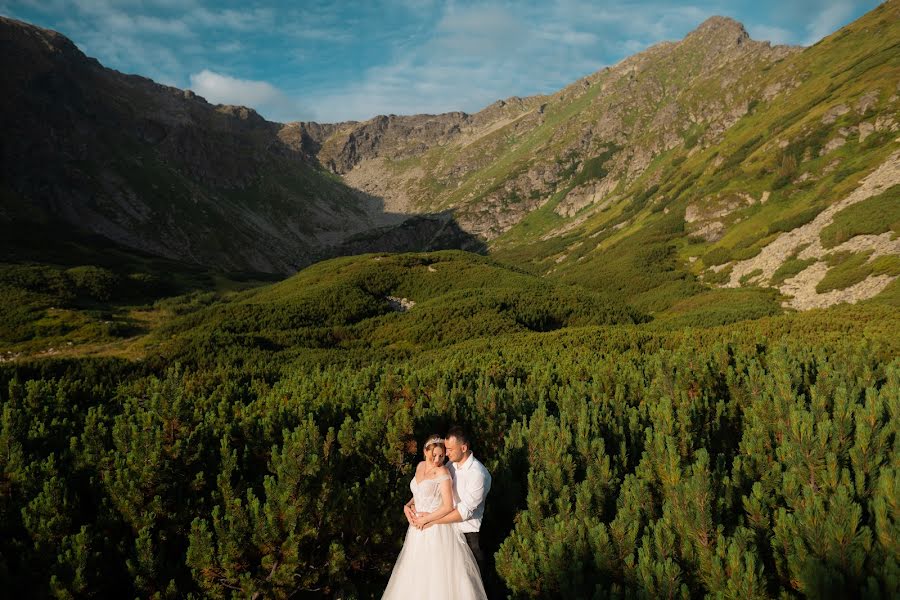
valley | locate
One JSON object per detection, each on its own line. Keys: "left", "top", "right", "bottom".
{"left": 0, "top": 3, "right": 898, "bottom": 598}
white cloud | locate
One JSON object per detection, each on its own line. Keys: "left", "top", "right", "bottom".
{"left": 112, "top": 13, "right": 191, "bottom": 36}
{"left": 11, "top": 0, "right": 880, "bottom": 125}
{"left": 558, "top": 1, "right": 710, "bottom": 43}
{"left": 188, "top": 6, "right": 274, "bottom": 31}
{"left": 747, "top": 23, "right": 796, "bottom": 45}
{"left": 189, "top": 69, "right": 310, "bottom": 122}
{"left": 434, "top": 4, "right": 527, "bottom": 55}
{"left": 306, "top": 0, "right": 876, "bottom": 122}
{"left": 302, "top": 2, "right": 637, "bottom": 122}
{"left": 288, "top": 26, "right": 354, "bottom": 42}
{"left": 215, "top": 41, "right": 244, "bottom": 53}
{"left": 393, "top": 0, "right": 437, "bottom": 10}
{"left": 560, "top": 30, "right": 600, "bottom": 46}
{"left": 802, "top": 0, "right": 855, "bottom": 45}
{"left": 5, "top": 0, "right": 69, "bottom": 13}
{"left": 60, "top": 16, "right": 184, "bottom": 85}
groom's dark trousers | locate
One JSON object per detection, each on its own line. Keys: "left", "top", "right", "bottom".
{"left": 464, "top": 532, "right": 500, "bottom": 599}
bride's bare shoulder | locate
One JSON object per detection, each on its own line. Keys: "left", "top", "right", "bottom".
{"left": 435, "top": 465, "right": 450, "bottom": 477}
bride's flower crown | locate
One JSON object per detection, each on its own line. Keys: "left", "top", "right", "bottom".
{"left": 424, "top": 436, "right": 444, "bottom": 448}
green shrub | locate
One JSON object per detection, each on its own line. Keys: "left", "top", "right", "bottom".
{"left": 771, "top": 152, "right": 798, "bottom": 190}
{"left": 771, "top": 257, "right": 817, "bottom": 285}
{"left": 0, "top": 263, "right": 71, "bottom": 299}
{"left": 738, "top": 268, "right": 763, "bottom": 285}
{"left": 768, "top": 206, "right": 824, "bottom": 235}
{"left": 66, "top": 266, "right": 120, "bottom": 302}
{"left": 816, "top": 251, "right": 900, "bottom": 293}
{"left": 703, "top": 265, "right": 732, "bottom": 285}
{"left": 717, "top": 135, "right": 763, "bottom": 173}
{"left": 571, "top": 145, "right": 620, "bottom": 187}
{"left": 731, "top": 245, "right": 764, "bottom": 261}
{"left": 819, "top": 184, "right": 900, "bottom": 248}
{"left": 703, "top": 247, "right": 732, "bottom": 266}
{"left": 657, "top": 287, "right": 781, "bottom": 327}
{"left": 4, "top": 304, "right": 898, "bottom": 598}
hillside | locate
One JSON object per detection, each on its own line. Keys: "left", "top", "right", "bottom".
{"left": 1, "top": 256, "right": 897, "bottom": 597}
{"left": 0, "top": 17, "right": 480, "bottom": 274}
{"left": 310, "top": 17, "right": 796, "bottom": 236}
{"left": 301, "top": 4, "right": 899, "bottom": 313}
{"left": 146, "top": 251, "right": 646, "bottom": 366}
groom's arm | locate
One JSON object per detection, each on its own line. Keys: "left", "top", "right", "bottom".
{"left": 429, "top": 508, "right": 463, "bottom": 525}
{"left": 429, "top": 468, "right": 488, "bottom": 526}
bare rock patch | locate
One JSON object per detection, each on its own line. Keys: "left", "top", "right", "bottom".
{"left": 386, "top": 296, "right": 416, "bottom": 312}
{"left": 721, "top": 148, "right": 900, "bottom": 309}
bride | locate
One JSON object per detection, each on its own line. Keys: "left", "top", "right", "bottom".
{"left": 382, "top": 435, "right": 487, "bottom": 600}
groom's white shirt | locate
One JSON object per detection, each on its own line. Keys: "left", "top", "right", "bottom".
{"left": 449, "top": 453, "right": 491, "bottom": 533}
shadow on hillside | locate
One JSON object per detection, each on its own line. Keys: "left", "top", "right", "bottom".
{"left": 322, "top": 209, "right": 487, "bottom": 261}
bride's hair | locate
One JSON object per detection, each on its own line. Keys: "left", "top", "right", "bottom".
{"left": 423, "top": 434, "right": 445, "bottom": 454}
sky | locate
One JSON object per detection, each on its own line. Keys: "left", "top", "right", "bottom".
{"left": 0, "top": 1, "right": 884, "bottom": 123}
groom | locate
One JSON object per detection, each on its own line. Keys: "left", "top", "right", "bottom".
{"left": 420, "top": 425, "right": 494, "bottom": 594}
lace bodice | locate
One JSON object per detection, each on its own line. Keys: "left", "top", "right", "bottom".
{"left": 410, "top": 473, "right": 450, "bottom": 513}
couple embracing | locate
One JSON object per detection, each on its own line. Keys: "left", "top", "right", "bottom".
{"left": 383, "top": 426, "right": 495, "bottom": 599}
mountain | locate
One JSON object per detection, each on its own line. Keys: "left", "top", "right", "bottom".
{"left": 2, "top": 4, "right": 899, "bottom": 312}
{"left": 310, "top": 17, "right": 796, "bottom": 238}
{"left": 301, "top": 5, "right": 899, "bottom": 312}
{"left": 0, "top": 16, "right": 480, "bottom": 274}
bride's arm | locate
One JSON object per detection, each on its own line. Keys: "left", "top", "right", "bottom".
{"left": 415, "top": 472, "right": 454, "bottom": 527}
{"left": 403, "top": 498, "right": 416, "bottom": 524}
{"left": 404, "top": 461, "right": 423, "bottom": 523}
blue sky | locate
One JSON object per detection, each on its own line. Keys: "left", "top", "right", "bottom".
{"left": 1, "top": 1, "right": 883, "bottom": 123}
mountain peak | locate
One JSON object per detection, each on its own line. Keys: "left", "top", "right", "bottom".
{"left": 685, "top": 15, "right": 751, "bottom": 46}
{"left": 0, "top": 15, "right": 82, "bottom": 58}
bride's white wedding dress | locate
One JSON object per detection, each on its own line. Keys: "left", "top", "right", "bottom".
{"left": 382, "top": 474, "right": 487, "bottom": 599}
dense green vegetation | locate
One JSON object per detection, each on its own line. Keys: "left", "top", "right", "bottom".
{"left": 145, "top": 252, "right": 646, "bottom": 371}
{"left": 819, "top": 185, "right": 900, "bottom": 249}
{"left": 1, "top": 249, "right": 898, "bottom": 599}
{"left": 816, "top": 251, "right": 900, "bottom": 294}
{"left": 0, "top": 223, "right": 279, "bottom": 357}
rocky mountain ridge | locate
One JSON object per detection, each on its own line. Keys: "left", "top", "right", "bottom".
{"left": 295, "top": 16, "right": 800, "bottom": 241}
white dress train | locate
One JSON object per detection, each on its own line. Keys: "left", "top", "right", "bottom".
{"left": 382, "top": 474, "right": 487, "bottom": 600}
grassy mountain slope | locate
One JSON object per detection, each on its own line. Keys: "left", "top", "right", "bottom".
{"left": 530, "top": 0, "right": 900, "bottom": 313}
{"left": 148, "top": 250, "right": 647, "bottom": 368}
{"left": 310, "top": 4, "right": 899, "bottom": 314}
{"left": 0, "top": 224, "right": 283, "bottom": 360}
